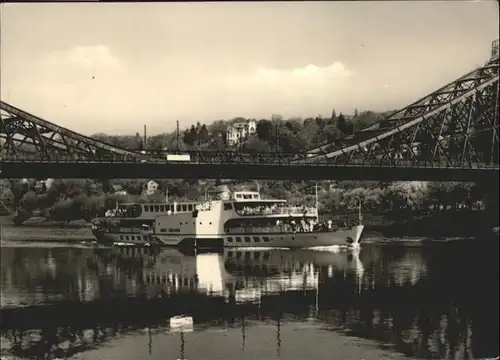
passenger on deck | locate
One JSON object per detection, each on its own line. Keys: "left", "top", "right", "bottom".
{"left": 308, "top": 219, "right": 315, "bottom": 232}
{"left": 300, "top": 219, "right": 307, "bottom": 232}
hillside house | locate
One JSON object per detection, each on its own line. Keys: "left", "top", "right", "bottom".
{"left": 227, "top": 120, "right": 256, "bottom": 146}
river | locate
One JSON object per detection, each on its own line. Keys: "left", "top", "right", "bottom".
{"left": 0, "top": 239, "right": 498, "bottom": 360}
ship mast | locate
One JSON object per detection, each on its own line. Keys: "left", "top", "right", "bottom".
{"left": 358, "top": 199, "right": 363, "bottom": 225}
{"left": 314, "top": 182, "right": 319, "bottom": 218}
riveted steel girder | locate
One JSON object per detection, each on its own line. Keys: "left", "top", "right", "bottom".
{"left": 0, "top": 102, "right": 144, "bottom": 161}
{"left": 302, "top": 56, "right": 499, "bottom": 168}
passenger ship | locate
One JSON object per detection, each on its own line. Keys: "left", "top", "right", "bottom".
{"left": 91, "top": 185, "right": 364, "bottom": 249}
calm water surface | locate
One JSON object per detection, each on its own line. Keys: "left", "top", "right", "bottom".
{"left": 0, "top": 240, "right": 498, "bottom": 360}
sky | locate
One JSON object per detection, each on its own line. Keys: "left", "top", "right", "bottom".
{"left": 1, "top": 1, "right": 498, "bottom": 135}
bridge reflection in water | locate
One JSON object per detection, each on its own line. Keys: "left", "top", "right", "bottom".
{"left": 0, "top": 241, "right": 498, "bottom": 360}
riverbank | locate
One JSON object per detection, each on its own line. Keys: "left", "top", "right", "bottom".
{"left": 331, "top": 209, "right": 496, "bottom": 239}
{"left": 0, "top": 225, "right": 94, "bottom": 242}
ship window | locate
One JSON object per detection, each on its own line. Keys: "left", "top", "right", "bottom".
{"left": 125, "top": 236, "right": 130, "bottom": 240}
{"left": 263, "top": 237, "right": 270, "bottom": 242}
{"left": 252, "top": 194, "right": 259, "bottom": 199}
{"left": 160, "top": 205, "right": 165, "bottom": 212}
{"left": 199, "top": 222, "right": 203, "bottom": 225}
{"left": 176, "top": 205, "right": 181, "bottom": 212}
{"left": 160, "top": 228, "right": 166, "bottom": 232}
{"left": 244, "top": 237, "right": 251, "bottom": 243}
{"left": 245, "top": 252, "right": 251, "bottom": 259}
{"left": 144, "top": 205, "right": 149, "bottom": 212}
{"left": 236, "top": 237, "right": 242, "bottom": 242}
{"left": 236, "top": 251, "right": 242, "bottom": 258}
{"left": 228, "top": 251, "right": 233, "bottom": 256}
{"left": 182, "top": 204, "right": 187, "bottom": 211}
{"left": 227, "top": 237, "right": 233, "bottom": 243}
{"left": 264, "top": 253, "right": 270, "bottom": 260}
{"left": 236, "top": 194, "right": 242, "bottom": 199}
{"left": 243, "top": 194, "right": 252, "bottom": 199}
{"left": 120, "top": 235, "right": 124, "bottom": 240}
{"left": 254, "top": 252, "right": 261, "bottom": 259}
{"left": 188, "top": 204, "right": 193, "bottom": 211}
{"left": 209, "top": 222, "right": 212, "bottom": 225}
{"left": 131, "top": 236, "right": 135, "bottom": 240}
{"left": 224, "top": 203, "right": 233, "bottom": 210}
{"left": 253, "top": 237, "right": 260, "bottom": 242}
{"left": 152, "top": 206, "right": 158, "bottom": 212}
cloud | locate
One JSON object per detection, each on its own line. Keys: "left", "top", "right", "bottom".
{"left": 1, "top": 45, "right": 132, "bottom": 133}
{"left": 210, "top": 62, "right": 354, "bottom": 118}
{"left": 227, "top": 62, "right": 352, "bottom": 93}
{"left": 44, "top": 45, "right": 123, "bottom": 72}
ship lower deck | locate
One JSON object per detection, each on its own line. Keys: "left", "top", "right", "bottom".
{"left": 92, "top": 225, "right": 364, "bottom": 249}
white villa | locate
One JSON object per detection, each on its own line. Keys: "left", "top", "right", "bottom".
{"left": 226, "top": 120, "right": 256, "bottom": 146}
{"left": 145, "top": 180, "right": 159, "bottom": 196}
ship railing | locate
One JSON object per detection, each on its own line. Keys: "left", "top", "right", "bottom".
{"left": 226, "top": 225, "right": 320, "bottom": 234}
{"left": 226, "top": 226, "right": 280, "bottom": 234}
{"left": 196, "top": 203, "right": 212, "bottom": 211}
{"left": 226, "top": 223, "right": 348, "bottom": 234}
{"left": 97, "top": 225, "right": 151, "bottom": 233}
{"left": 235, "top": 206, "right": 318, "bottom": 216}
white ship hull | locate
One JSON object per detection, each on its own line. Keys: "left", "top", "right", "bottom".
{"left": 92, "top": 225, "right": 364, "bottom": 249}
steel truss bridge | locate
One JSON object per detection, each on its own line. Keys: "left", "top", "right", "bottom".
{"left": 1, "top": 56, "right": 499, "bottom": 181}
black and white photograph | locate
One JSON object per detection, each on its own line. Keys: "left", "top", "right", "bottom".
{"left": 0, "top": 1, "right": 499, "bottom": 359}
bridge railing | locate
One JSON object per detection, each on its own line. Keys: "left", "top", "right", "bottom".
{"left": 0, "top": 152, "right": 498, "bottom": 169}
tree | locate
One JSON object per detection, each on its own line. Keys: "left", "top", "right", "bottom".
{"left": 198, "top": 124, "right": 210, "bottom": 144}
{"left": 331, "top": 108, "right": 337, "bottom": 122}
{"left": 323, "top": 124, "right": 342, "bottom": 143}
{"left": 352, "top": 111, "right": 381, "bottom": 132}
{"left": 183, "top": 126, "right": 197, "bottom": 146}
{"left": 49, "top": 198, "right": 75, "bottom": 223}
{"left": 284, "top": 119, "right": 302, "bottom": 133}
{"left": 19, "top": 191, "right": 39, "bottom": 213}
{"left": 135, "top": 132, "right": 143, "bottom": 150}
{"left": 278, "top": 128, "right": 309, "bottom": 153}
{"left": 336, "top": 113, "right": 353, "bottom": 135}
{"left": 168, "top": 137, "right": 187, "bottom": 152}
{"left": 303, "top": 120, "right": 322, "bottom": 148}
{"left": 147, "top": 134, "right": 168, "bottom": 150}
{"left": 243, "top": 137, "right": 271, "bottom": 153}
{"left": 256, "top": 119, "right": 273, "bottom": 141}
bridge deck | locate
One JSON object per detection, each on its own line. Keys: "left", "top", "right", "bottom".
{"left": 1, "top": 160, "right": 497, "bottom": 181}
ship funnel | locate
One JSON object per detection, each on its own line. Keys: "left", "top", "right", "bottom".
{"left": 216, "top": 185, "right": 231, "bottom": 200}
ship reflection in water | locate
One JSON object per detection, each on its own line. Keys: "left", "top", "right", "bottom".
{"left": 0, "top": 241, "right": 498, "bottom": 360}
